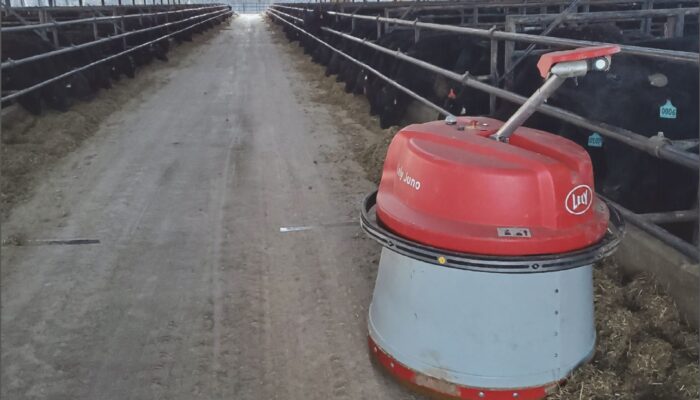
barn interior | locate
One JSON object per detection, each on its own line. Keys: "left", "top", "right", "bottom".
{"left": 1, "top": 0, "right": 699, "bottom": 399}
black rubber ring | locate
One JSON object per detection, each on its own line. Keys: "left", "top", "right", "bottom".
{"left": 360, "top": 191, "right": 625, "bottom": 274}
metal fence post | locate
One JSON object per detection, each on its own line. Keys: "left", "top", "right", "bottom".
{"left": 674, "top": 9, "right": 685, "bottom": 37}
{"left": 503, "top": 16, "right": 516, "bottom": 90}
{"left": 384, "top": 8, "right": 389, "bottom": 33}
{"left": 413, "top": 19, "right": 419, "bottom": 43}
{"left": 489, "top": 36, "right": 498, "bottom": 114}
{"left": 121, "top": 16, "right": 127, "bottom": 48}
{"left": 641, "top": 0, "right": 653, "bottom": 35}
{"left": 376, "top": 15, "right": 381, "bottom": 38}
{"left": 51, "top": 25, "right": 59, "bottom": 47}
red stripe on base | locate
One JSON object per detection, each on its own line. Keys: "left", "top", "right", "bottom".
{"left": 368, "top": 336, "right": 557, "bottom": 400}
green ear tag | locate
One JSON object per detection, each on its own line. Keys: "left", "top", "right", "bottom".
{"left": 659, "top": 100, "right": 677, "bottom": 119}
{"left": 587, "top": 132, "right": 603, "bottom": 148}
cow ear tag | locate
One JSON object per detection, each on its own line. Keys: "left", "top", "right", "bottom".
{"left": 587, "top": 132, "right": 603, "bottom": 148}
{"left": 659, "top": 99, "right": 677, "bottom": 119}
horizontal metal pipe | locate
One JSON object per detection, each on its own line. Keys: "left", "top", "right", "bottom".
{"left": 372, "top": 0, "right": 698, "bottom": 12}
{"left": 272, "top": 5, "right": 699, "bottom": 65}
{"left": 272, "top": 8, "right": 698, "bottom": 170}
{"left": 0, "top": 5, "right": 223, "bottom": 32}
{"left": 600, "top": 195, "right": 699, "bottom": 260}
{"left": 640, "top": 209, "right": 699, "bottom": 224}
{"left": 1, "top": 9, "right": 231, "bottom": 103}
{"left": 1, "top": 6, "right": 228, "bottom": 69}
{"left": 4, "top": 3, "right": 195, "bottom": 9}
{"left": 509, "top": 7, "right": 699, "bottom": 23}
{"left": 280, "top": 0, "right": 683, "bottom": 13}
{"left": 267, "top": 8, "right": 451, "bottom": 117}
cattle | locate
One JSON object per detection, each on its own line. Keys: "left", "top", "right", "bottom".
{"left": 1, "top": 9, "right": 231, "bottom": 115}
{"left": 1, "top": 33, "right": 92, "bottom": 114}
{"left": 326, "top": 19, "right": 378, "bottom": 91}
{"left": 58, "top": 30, "right": 113, "bottom": 97}
{"left": 124, "top": 15, "right": 170, "bottom": 66}
{"left": 301, "top": 8, "right": 326, "bottom": 56}
{"left": 366, "top": 32, "right": 496, "bottom": 128}
{"left": 105, "top": 39, "right": 137, "bottom": 81}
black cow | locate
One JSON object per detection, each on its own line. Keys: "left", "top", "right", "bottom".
{"left": 301, "top": 8, "right": 326, "bottom": 55}
{"left": 124, "top": 16, "right": 169, "bottom": 66}
{"left": 370, "top": 32, "right": 496, "bottom": 128}
{"left": 1, "top": 33, "right": 91, "bottom": 114}
{"left": 554, "top": 36, "right": 698, "bottom": 214}
{"left": 58, "top": 30, "right": 113, "bottom": 97}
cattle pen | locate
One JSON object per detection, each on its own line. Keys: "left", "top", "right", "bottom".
{"left": 1, "top": 0, "right": 699, "bottom": 400}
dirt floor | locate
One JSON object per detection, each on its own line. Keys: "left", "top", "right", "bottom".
{"left": 1, "top": 23, "right": 228, "bottom": 223}
{"left": 1, "top": 13, "right": 697, "bottom": 400}
{"left": 267, "top": 18, "right": 700, "bottom": 400}
{"left": 1, "top": 15, "right": 418, "bottom": 400}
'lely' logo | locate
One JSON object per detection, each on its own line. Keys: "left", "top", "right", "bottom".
{"left": 565, "top": 185, "right": 593, "bottom": 215}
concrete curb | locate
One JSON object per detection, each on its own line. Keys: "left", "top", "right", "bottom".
{"left": 613, "top": 223, "right": 699, "bottom": 329}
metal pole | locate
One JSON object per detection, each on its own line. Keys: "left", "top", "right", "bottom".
{"left": 602, "top": 195, "right": 698, "bottom": 260}
{"left": 1, "top": 5, "right": 224, "bottom": 33}
{"left": 489, "top": 37, "right": 498, "bottom": 114}
{"left": 674, "top": 9, "right": 685, "bottom": 38}
{"left": 508, "top": 7, "right": 698, "bottom": 24}
{"left": 51, "top": 26, "right": 59, "bottom": 47}
{"left": 640, "top": 210, "right": 699, "bottom": 224}
{"left": 493, "top": 73, "right": 566, "bottom": 142}
{"left": 500, "top": 0, "right": 582, "bottom": 84}
{"left": 278, "top": 6, "right": 700, "bottom": 65}
{"left": 503, "top": 16, "right": 516, "bottom": 89}
{"left": 641, "top": 0, "right": 652, "bottom": 35}
{"left": 1, "top": 6, "right": 229, "bottom": 69}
